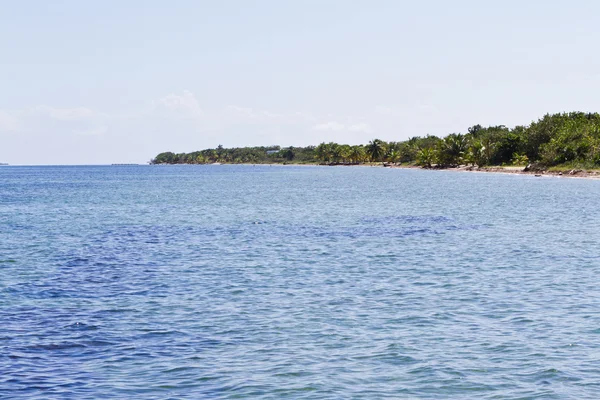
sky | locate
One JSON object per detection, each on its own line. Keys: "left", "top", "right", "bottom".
{"left": 1, "top": 0, "right": 600, "bottom": 165}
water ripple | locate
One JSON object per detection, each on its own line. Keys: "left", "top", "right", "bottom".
{"left": 2, "top": 165, "right": 600, "bottom": 398}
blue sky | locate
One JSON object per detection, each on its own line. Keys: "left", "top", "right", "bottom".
{"left": 1, "top": 0, "right": 600, "bottom": 164}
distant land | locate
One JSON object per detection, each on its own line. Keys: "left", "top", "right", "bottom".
{"left": 151, "top": 112, "right": 600, "bottom": 176}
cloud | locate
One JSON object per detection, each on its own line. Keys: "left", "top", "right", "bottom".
{"left": 225, "top": 106, "right": 315, "bottom": 126}
{"left": 0, "top": 110, "right": 18, "bottom": 131}
{"left": 72, "top": 126, "right": 108, "bottom": 136}
{"left": 32, "top": 105, "right": 101, "bottom": 121}
{"left": 226, "top": 106, "right": 279, "bottom": 123}
{"left": 312, "top": 121, "right": 345, "bottom": 131}
{"left": 348, "top": 123, "right": 373, "bottom": 134}
{"left": 152, "top": 90, "right": 203, "bottom": 119}
{"left": 311, "top": 121, "right": 373, "bottom": 134}
{"left": 3, "top": 90, "right": 443, "bottom": 165}
{"left": 0, "top": 105, "right": 106, "bottom": 133}
{"left": 0, "top": 104, "right": 110, "bottom": 141}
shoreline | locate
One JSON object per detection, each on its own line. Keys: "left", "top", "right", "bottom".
{"left": 152, "top": 162, "right": 600, "bottom": 179}
{"left": 388, "top": 164, "right": 600, "bottom": 179}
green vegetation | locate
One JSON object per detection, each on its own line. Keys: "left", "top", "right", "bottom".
{"left": 151, "top": 145, "right": 317, "bottom": 165}
{"left": 151, "top": 112, "right": 600, "bottom": 170}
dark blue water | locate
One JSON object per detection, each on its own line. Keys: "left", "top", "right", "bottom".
{"left": 2, "top": 165, "right": 600, "bottom": 399}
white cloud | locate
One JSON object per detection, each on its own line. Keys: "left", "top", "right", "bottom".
{"left": 72, "top": 126, "right": 108, "bottom": 136}
{"left": 311, "top": 121, "right": 373, "bottom": 134}
{"left": 152, "top": 90, "right": 203, "bottom": 118}
{"left": 3, "top": 90, "right": 443, "bottom": 164}
{"left": 225, "top": 106, "right": 314, "bottom": 126}
{"left": 348, "top": 123, "right": 373, "bottom": 134}
{"left": 226, "top": 106, "right": 271, "bottom": 123}
{"left": 373, "top": 105, "right": 395, "bottom": 115}
{"left": 32, "top": 105, "right": 99, "bottom": 121}
{"left": 0, "top": 110, "right": 18, "bottom": 131}
{"left": 312, "top": 121, "right": 345, "bottom": 131}
{"left": 418, "top": 104, "right": 437, "bottom": 111}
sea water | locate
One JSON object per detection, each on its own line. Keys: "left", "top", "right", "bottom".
{"left": 1, "top": 165, "right": 600, "bottom": 399}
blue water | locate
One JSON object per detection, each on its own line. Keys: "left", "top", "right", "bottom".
{"left": 1, "top": 165, "right": 600, "bottom": 399}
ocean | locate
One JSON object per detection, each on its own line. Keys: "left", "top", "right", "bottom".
{"left": 2, "top": 165, "right": 600, "bottom": 399}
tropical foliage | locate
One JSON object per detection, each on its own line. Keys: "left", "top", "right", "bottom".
{"left": 151, "top": 112, "right": 600, "bottom": 170}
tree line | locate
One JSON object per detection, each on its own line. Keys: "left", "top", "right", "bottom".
{"left": 151, "top": 112, "right": 600, "bottom": 170}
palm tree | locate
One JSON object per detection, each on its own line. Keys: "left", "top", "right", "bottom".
{"left": 330, "top": 143, "right": 342, "bottom": 163}
{"left": 338, "top": 144, "right": 352, "bottom": 164}
{"left": 466, "top": 140, "right": 487, "bottom": 167}
{"left": 349, "top": 145, "right": 365, "bottom": 164}
{"left": 387, "top": 150, "right": 401, "bottom": 164}
{"left": 315, "top": 142, "right": 331, "bottom": 163}
{"left": 416, "top": 148, "right": 435, "bottom": 168}
{"left": 437, "top": 134, "right": 467, "bottom": 166}
{"left": 366, "top": 139, "right": 387, "bottom": 162}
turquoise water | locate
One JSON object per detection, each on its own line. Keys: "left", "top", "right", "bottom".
{"left": 2, "top": 165, "right": 600, "bottom": 399}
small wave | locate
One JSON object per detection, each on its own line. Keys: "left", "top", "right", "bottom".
{"left": 25, "top": 342, "right": 87, "bottom": 351}
{"left": 64, "top": 322, "right": 98, "bottom": 331}
{"left": 163, "top": 366, "right": 201, "bottom": 374}
{"left": 362, "top": 215, "right": 453, "bottom": 224}
{"left": 79, "top": 339, "right": 117, "bottom": 347}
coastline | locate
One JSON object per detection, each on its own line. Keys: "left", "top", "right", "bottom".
{"left": 151, "top": 112, "right": 600, "bottom": 178}
{"left": 388, "top": 164, "right": 600, "bottom": 179}
{"left": 154, "top": 162, "right": 600, "bottom": 179}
